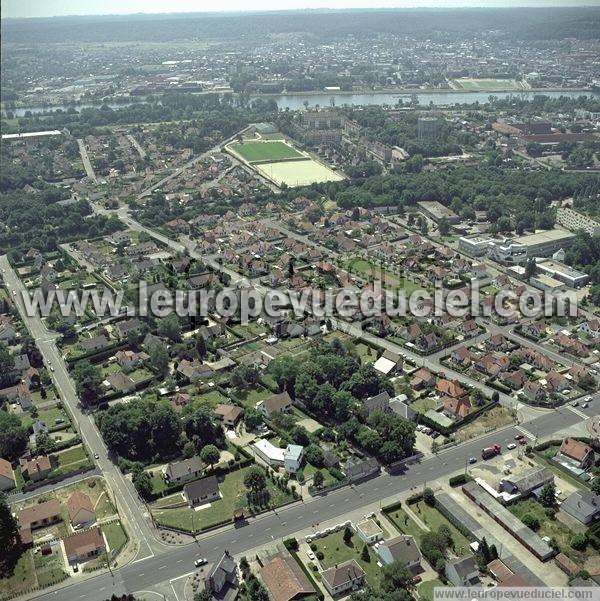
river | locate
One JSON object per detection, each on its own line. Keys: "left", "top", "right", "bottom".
{"left": 4, "top": 89, "right": 599, "bottom": 117}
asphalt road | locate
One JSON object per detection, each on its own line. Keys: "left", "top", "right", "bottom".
{"left": 0, "top": 256, "right": 158, "bottom": 560}
{"left": 31, "top": 404, "right": 593, "bottom": 601}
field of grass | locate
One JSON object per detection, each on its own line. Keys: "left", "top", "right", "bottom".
{"left": 103, "top": 521, "right": 128, "bottom": 558}
{"left": 417, "top": 579, "right": 447, "bottom": 601}
{"left": 230, "top": 140, "right": 303, "bottom": 162}
{"left": 0, "top": 551, "right": 37, "bottom": 599}
{"left": 256, "top": 159, "right": 344, "bottom": 187}
{"left": 451, "top": 78, "right": 529, "bottom": 91}
{"left": 509, "top": 498, "right": 597, "bottom": 570}
{"left": 383, "top": 505, "right": 425, "bottom": 541}
{"left": 151, "top": 466, "right": 294, "bottom": 532}
{"left": 312, "top": 530, "right": 381, "bottom": 587}
{"left": 453, "top": 407, "right": 514, "bottom": 442}
{"left": 411, "top": 501, "right": 471, "bottom": 556}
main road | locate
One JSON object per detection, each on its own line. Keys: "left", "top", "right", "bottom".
{"left": 31, "top": 401, "right": 593, "bottom": 601}
{"left": 0, "top": 256, "right": 160, "bottom": 560}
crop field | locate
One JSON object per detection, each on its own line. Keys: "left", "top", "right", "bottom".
{"left": 229, "top": 140, "right": 304, "bottom": 162}
{"left": 256, "top": 158, "right": 344, "bottom": 186}
{"left": 450, "top": 78, "right": 529, "bottom": 91}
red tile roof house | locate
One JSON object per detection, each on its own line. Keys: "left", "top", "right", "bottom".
{"left": 557, "top": 438, "right": 594, "bottom": 470}
{"left": 0, "top": 457, "right": 16, "bottom": 491}
{"left": 21, "top": 455, "right": 52, "bottom": 482}
{"left": 321, "top": 559, "right": 366, "bottom": 597}
{"left": 63, "top": 527, "right": 106, "bottom": 565}
{"left": 18, "top": 499, "right": 62, "bottom": 545}
{"left": 67, "top": 492, "right": 96, "bottom": 529}
{"left": 442, "top": 395, "right": 472, "bottom": 419}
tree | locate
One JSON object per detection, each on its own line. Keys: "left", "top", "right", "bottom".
{"left": 381, "top": 560, "right": 413, "bottom": 591}
{"left": 132, "top": 467, "right": 152, "bottom": 500}
{"left": 35, "top": 433, "right": 57, "bottom": 455}
{"left": 0, "top": 344, "right": 15, "bottom": 387}
{"left": 591, "top": 477, "right": 600, "bottom": 495}
{"left": 521, "top": 513, "right": 540, "bottom": 531}
{"left": 570, "top": 533, "right": 588, "bottom": 551}
{"left": 438, "top": 217, "right": 450, "bottom": 236}
{"left": 157, "top": 314, "right": 181, "bottom": 342}
{"left": 290, "top": 426, "right": 310, "bottom": 447}
{"left": 539, "top": 482, "right": 556, "bottom": 508}
{"left": 361, "top": 544, "right": 370, "bottom": 562}
{"left": 0, "top": 412, "right": 28, "bottom": 461}
{"left": 72, "top": 360, "right": 103, "bottom": 404}
{"left": 0, "top": 492, "right": 20, "bottom": 575}
{"left": 244, "top": 408, "right": 264, "bottom": 431}
{"left": 304, "top": 444, "right": 324, "bottom": 467}
{"left": 423, "top": 487, "right": 435, "bottom": 506}
{"left": 194, "top": 591, "right": 212, "bottom": 601}
{"left": 244, "top": 466, "right": 266, "bottom": 493}
{"left": 313, "top": 470, "right": 324, "bottom": 488}
{"left": 149, "top": 345, "right": 169, "bottom": 377}
{"left": 196, "top": 335, "right": 207, "bottom": 359}
{"left": 200, "top": 445, "right": 220, "bottom": 470}
{"left": 343, "top": 526, "right": 353, "bottom": 544}
{"left": 524, "top": 258, "right": 537, "bottom": 279}
{"left": 184, "top": 407, "right": 224, "bottom": 451}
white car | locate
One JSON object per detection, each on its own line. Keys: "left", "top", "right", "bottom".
{"left": 307, "top": 551, "right": 315, "bottom": 561}
{"left": 194, "top": 558, "right": 208, "bottom": 567}
{"left": 506, "top": 443, "right": 517, "bottom": 450}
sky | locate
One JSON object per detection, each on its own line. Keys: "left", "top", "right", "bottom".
{"left": 2, "top": 0, "right": 597, "bottom": 19}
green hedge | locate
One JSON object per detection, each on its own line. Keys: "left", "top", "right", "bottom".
{"left": 449, "top": 473, "right": 473, "bottom": 487}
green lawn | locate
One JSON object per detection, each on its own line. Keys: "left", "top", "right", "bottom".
{"left": 38, "top": 406, "right": 69, "bottom": 429}
{"left": 312, "top": 530, "right": 381, "bottom": 587}
{"left": 0, "top": 551, "right": 37, "bottom": 599}
{"left": 234, "top": 386, "right": 271, "bottom": 410}
{"left": 55, "top": 445, "right": 88, "bottom": 467}
{"left": 152, "top": 466, "right": 294, "bottom": 532}
{"left": 417, "top": 578, "right": 447, "bottom": 601}
{"left": 103, "top": 521, "right": 128, "bottom": 559}
{"left": 411, "top": 501, "right": 471, "bottom": 556}
{"left": 230, "top": 140, "right": 303, "bottom": 162}
{"left": 383, "top": 506, "right": 425, "bottom": 541}
{"left": 509, "top": 498, "right": 596, "bottom": 567}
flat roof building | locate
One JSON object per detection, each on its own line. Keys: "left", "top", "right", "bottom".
{"left": 556, "top": 207, "right": 600, "bottom": 236}
{"left": 514, "top": 229, "right": 576, "bottom": 258}
{"left": 417, "top": 201, "right": 459, "bottom": 224}
{"left": 536, "top": 259, "right": 589, "bottom": 288}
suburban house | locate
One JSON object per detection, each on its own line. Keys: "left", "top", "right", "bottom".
{"left": 284, "top": 445, "right": 304, "bottom": 475}
{"left": 579, "top": 319, "right": 600, "bottom": 338}
{"left": 213, "top": 404, "right": 244, "bottom": 427}
{"left": 445, "top": 555, "right": 480, "bottom": 587}
{"left": 204, "top": 550, "right": 238, "bottom": 597}
{"left": 373, "top": 350, "right": 404, "bottom": 377}
{"left": 0, "top": 458, "right": 16, "bottom": 491}
{"left": 442, "top": 395, "right": 472, "bottom": 419}
{"left": 362, "top": 391, "right": 391, "bottom": 416}
{"left": 105, "top": 372, "right": 136, "bottom": 394}
{"left": 21, "top": 455, "right": 52, "bottom": 481}
{"left": 163, "top": 457, "right": 204, "bottom": 484}
{"left": 257, "top": 391, "right": 293, "bottom": 418}
{"left": 63, "top": 527, "right": 106, "bottom": 565}
{"left": 556, "top": 438, "right": 594, "bottom": 471}
{"left": 183, "top": 475, "right": 220, "bottom": 507}
{"left": 321, "top": 559, "right": 365, "bottom": 597}
{"left": 354, "top": 518, "right": 383, "bottom": 544}
{"left": 114, "top": 349, "right": 148, "bottom": 370}
{"left": 500, "top": 467, "right": 554, "bottom": 499}
{"left": 177, "top": 359, "right": 214, "bottom": 383}
{"left": 561, "top": 490, "right": 600, "bottom": 525}
{"left": 67, "top": 492, "right": 96, "bottom": 528}
{"left": 18, "top": 499, "right": 62, "bottom": 544}
{"left": 260, "top": 554, "right": 316, "bottom": 601}
{"left": 410, "top": 368, "right": 436, "bottom": 389}
{"left": 376, "top": 535, "right": 422, "bottom": 571}
{"left": 79, "top": 334, "right": 111, "bottom": 354}
{"left": 343, "top": 457, "right": 380, "bottom": 482}
{"left": 114, "top": 318, "right": 143, "bottom": 339}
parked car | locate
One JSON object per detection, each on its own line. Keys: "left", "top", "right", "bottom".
{"left": 468, "top": 456, "right": 477, "bottom": 464}
{"left": 507, "top": 443, "right": 517, "bottom": 450}
{"left": 194, "top": 558, "right": 208, "bottom": 567}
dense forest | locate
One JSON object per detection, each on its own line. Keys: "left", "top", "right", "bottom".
{"left": 3, "top": 8, "right": 599, "bottom": 44}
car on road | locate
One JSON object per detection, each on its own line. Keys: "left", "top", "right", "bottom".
{"left": 194, "top": 558, "right": 208, "bottom": 567}
{"left": 468, "top": 456, "right": 477, "bottom": 464}
{"left": 519, "top": 438, "right": 527, "bottom": 445}
{"left": 12, "top": 290, "right": 16, "bottom": 296}
{"left": 94, "top": 453, "right": 99, "bottom": 460}
{"left": 571, "top": 401, "right": 578, "bottom": 407}
{"left": 585, "top": 396, "right": 592, "bottom": 402}
{"left": 514, "top": 434, "right": 524, "bottom": 440}
{"left": 50, "top": 367, "right": 55, "bottom": 372}
{"left": 307, "top": 551, "right": 315, "bottom": 560}
{"left": 582, "top": 403, "right": 588, "bottom": 409}
{"left": 507, "top": 443, "right": 517, "bottom": 450}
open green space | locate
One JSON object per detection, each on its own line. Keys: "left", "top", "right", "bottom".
{"left": 103, "top": 521, "right": 128, "bottom": 559}
{"left": 256, "top": 159, "right": 344, "bottom": 187}
{"left": 418, "top": 579, "right": 447, "bottom": 601}
{"left": 229, "top": 140, "right": 303, "bottom": 162}
{"left": 383, "top": 505, "right": 425, "bottom": 541}
{"left": 312, "top": 529, "right": 381, "bottom": 587}
{"left": 509, "top": 498, "right": 597, "bottom": 568}
{"left": 151, "top": 466, "right": 294, "bottom": 532}
{"left": 411, "top": 501, "right": 471, "bottom": 556}
{"left": 0, "top": 551, "right": 37, "bottom": 599}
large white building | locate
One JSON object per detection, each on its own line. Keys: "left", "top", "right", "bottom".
{"left": 556, "top": 207, "right": 600, "bottom": 236}
{"left": 252, "top": 440, "right": 304, "bottom": 474}
{"left": 488, "top": 238, "right": 528, "bottom": 265}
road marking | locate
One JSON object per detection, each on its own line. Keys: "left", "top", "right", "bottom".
{"left": 567, "top": 405, "right": 589, "bottom": 420}
{"left": 159, "top": 565, "right": 166, "bottom": 570}
{"left": 515, "top": 425, "right": 535, "bottom": 439}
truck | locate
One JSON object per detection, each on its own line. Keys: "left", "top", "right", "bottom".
{"left": 481, "top": 444, "right": 501, "bottom": 460}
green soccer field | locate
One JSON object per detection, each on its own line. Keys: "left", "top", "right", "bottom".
{"left": 229, "top": 140, "right": 304, "bottom": 162}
